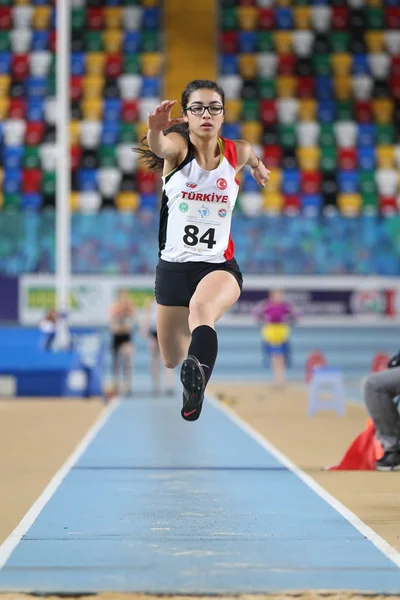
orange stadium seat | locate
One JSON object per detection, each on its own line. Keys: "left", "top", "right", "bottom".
{"left": 140, "top": 52, "right": 163, "bottom": 77}
{"left": 338, "top": 193, "right": 362, "bottom": 216}
{"left": 86, "top": 52, "right": 106, "bottom": 76}
{"left": 104, "top": 8, "right": 122, "bottom": 29}
{"left": 294, "top": 7, "right": 311, "bottom": 30}
{"left": 262, "top": 190, "right": 284, "bottom": 214}
{"left": 81, "top": 98, "right": 104, "bottom": 120}
{"left": 116, "top": 192, "right": 140, "bottom": 212}
{"left": 32, "top": 6, "right": 51, "bottom": 30}
{"left": 103, "top": 29, "right": 123, "bottom": 53}
{"left": 237, "top": 7, "right": 259, "bottom": 31}
{"left": 238, "top": 54, "right": 257, "bottom": 79}
{"left": 297, "top": 147, "right": 320, "bottom": 171}
{"left": 241, "top": 122, "right": 262, "bottom": 145}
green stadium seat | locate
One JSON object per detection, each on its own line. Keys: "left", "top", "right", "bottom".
{"left": 221, "top": 8, "right": 237, "bottom": 31}
{"left": 23, "top": 147, "right": 40, "bottom": 169}
{"left": 258, "top": 78, "right": 275, "bottom": 100}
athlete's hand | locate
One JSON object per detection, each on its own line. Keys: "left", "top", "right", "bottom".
{"left": 251, "top": 160, "right": 270, "bottom": 189}
{"left": 147, "top": 100, "right": 185, "bottom": 132}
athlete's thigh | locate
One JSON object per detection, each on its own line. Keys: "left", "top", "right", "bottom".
{"left": 190, "top": 270, "right": 241, "bottom": 323}
{"left": 156, "top": 305, "right": 191, "bottom": 368}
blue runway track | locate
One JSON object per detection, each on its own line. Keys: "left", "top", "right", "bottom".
{"left": 0, "top": 394, "right": 400, "bottom": 594}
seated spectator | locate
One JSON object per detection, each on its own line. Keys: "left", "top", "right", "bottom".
{"left": 364, "top": 351, "right": 400, "bottom": 471}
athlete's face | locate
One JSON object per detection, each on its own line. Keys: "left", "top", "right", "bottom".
{"left": 184, "top": 90, "right": 224, "bottom": 137}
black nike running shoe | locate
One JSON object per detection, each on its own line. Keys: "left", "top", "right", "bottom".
{"left": 180, "top": 355, "right": 206, "bottom": 421}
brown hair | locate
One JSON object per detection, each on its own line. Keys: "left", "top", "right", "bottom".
{"left": 133, "top": 79, "right": 225, "bottom": 173}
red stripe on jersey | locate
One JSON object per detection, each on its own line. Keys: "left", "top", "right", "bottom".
{"left": 224, "top": 234, "right": 235, "bottom": 261}
{"left": 221, "top": 138, "right": 240, "bottom": 186}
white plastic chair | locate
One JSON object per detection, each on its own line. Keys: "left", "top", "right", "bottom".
{"left": 256, "top": 53, "right": 277, "bottom": 78}
{"left": 277, "top": 99, "right": 298, "bottom": 124}
{"left": 39, "top": 143, "right": 57, "bottom": 171}
{"left": 139, "top": 97, "right": 161, "bottom": 121}
{"left": 12, "top": 6, "right": 33, "bottom": 28}
{"left": 297, "top": 121, "right": 319, "bottom": 147}
{"left": 376, "top": 169, "right": 398, "bottom": 197}
{"left": 118, "top": 74, "right": 142, "bottom": 99}
{"left": 116, "top": 144, "right": 139, "bottom": 174}
{"left": 334, "top": 121, "right": 358, "bottom": 148}
{"left": 80, "top": 120, "right": 102, "bottom": 150}
{"left": 352, "top": 76, "right": 373, "bottom": 100}
{"left": 123, "top": 7, "right": 143, "bottom": 31}
{"left": 240, "top": 192, "right": 262, "bottom": 217}
{"left": 293, "top": 31, "right": 315, "bottom": 57}
{"left": 368, "top": 53, "right": 390, "bottom": 79}
{"left": 218, "top": 75, "right": 242, "bottom": 100}
{"left": 30, "top": 51, "right": 52, "bottom": 77}
{"left": 3, "top": 119, "right": 26, "bottom": 146}
{"left": 10, "top": 28, "right": 32, "bottom": 53}
{"left": 79, "top": 192, "right": 101, "bottom": 214}
{"left": 97, "top": 168, "right": 122, "bottom": 197}
{"left": 311, "top": 6, "right": 331, "bottom": 33}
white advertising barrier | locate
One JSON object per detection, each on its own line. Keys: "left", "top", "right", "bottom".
{"left": 20, "top": 274, "right": 400, "bottom": 326}
{"left": 20, "top": 275, "right": 155, "bottom": 326}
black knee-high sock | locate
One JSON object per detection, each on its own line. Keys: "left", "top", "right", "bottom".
{"left": 187, "top": 325, "right": 218, "bottom": 387}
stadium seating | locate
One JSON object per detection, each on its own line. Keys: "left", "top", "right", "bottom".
{"left": 0, "top": 0, "right": 162, "bottom": 216}
{"left": 219, "top": 0, "right": 400, "bottom": 218}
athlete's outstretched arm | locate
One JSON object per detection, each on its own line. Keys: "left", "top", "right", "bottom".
{"left": 147, "top": 100, "right": 187, "bottom": 160}
{"left": 235, "top": 140, "right": 270, "bottom": 188}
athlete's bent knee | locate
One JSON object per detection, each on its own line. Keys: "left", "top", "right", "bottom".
{"left": 189, "top": 298, "right": 212, "bottom": 322}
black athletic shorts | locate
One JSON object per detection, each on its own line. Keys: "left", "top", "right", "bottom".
{"left": 155, "top": 257, "right": 243, "bottom": 307}
{"left": 112, "top": 333, "right": 132, "bottom": 353}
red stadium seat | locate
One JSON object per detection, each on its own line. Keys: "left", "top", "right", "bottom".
{"left": 25, "top": 122, "right": 45, "bottom": 146}
{"left": 283, "top": 194, "right": 300, "bottom": 214}
{"left": 105, "top": 53, "right": 123, "bottom": 79}
{"left": 50, "top": 30, "right": 56, "bottom": 53}
{"left": 332, "top": 7, "right": 349, "bottom": 30}
{"left": 297, "top": 76, "right": 315, "bottom": 98}
{"left": 391, "top": 56, "right": 400, "bottom": 78}
{"left": 260, "top": 99, "right": 277, "bottom": 125}
{"left": 301, "top": 171, "right": 321, "bottom": 194}
{"left": 70, "top": 75, "right": 83, "bottom": 101}
{"left": 379, "top": 195, "right": 397, "bottom": 215}
{"left": 87, "top": 8, "right": 104, "bottom": 30}
{"left": 122, "top": 99, "right": 139, "bottom": 122}
{"left": 259, "top": 8, "right": 274, "bottom": 30}
{"left": 12, "top": 54, "right": 29, "bottom": 81}
{"left": 137, "top": 168, "right": 157, "bottom": 195}
{"left": 387, "top": 8, "right": 400, "bottom": 30}
{"left": 354, "top": 100, "right": 373, "bottom": 123}
{"left": 0, "top": 7, "right": 12, "bottom": 30}
{"left": 262, "top": 144, "right": 282, "bottom": 168}
{"left": 8, "top": 98, "right": 26, "bottom": 119}
{"left": 70, "top": 146, "right": 82, "bottom": 171}
{"left": 338, "top": 148, "right": 357, "bottom": 170}
{"left": 22, "top": 169, "right": 42, "bottom": 194}
{"left": 278, "top": 54, "right": 297, "bottom": 76}
{"left": 220, "top": 32, "right": 238, "bottom": 54}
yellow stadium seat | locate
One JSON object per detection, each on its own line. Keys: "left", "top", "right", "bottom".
{"left": 241, "top": 121, "right": 262, "bottom": 145}
{"left": 262, "top": 191, "right": 284, "bottom": 214}
{"left": 277, "top": 76, "right": 297, "bottom": 98}
{"left": 141, "top": 0, "right": 159, "bottom": 6}
{"left": 69, "top": 121, "right": 81, "bottom": 145}
{"left": 14, "top": 0, "right": 31, "bottom": 4}
{"left": 86, "top": 53, "right": 106, "bottom": 76}
{"left": 224, "top": 99, "right": 242, "bottom": 124}
{"left": 376, "top": 145, "right": 395, "bottom": 168}
{"left": 82, "top": 75, "right": 105, "bottom": 99}
{"left": 297, "top": 146, "right": 320, "bottom": 171}
{"left": 298, "top": 99, "right": 317, "bottom": 121}
{"left": 238, "top": 54, "right": 257, "bottom": 79}
{"left": 367, "top": 0, "right": 383, "bottom": 5}
{"left": 237, "top": 7, "right": 258, "bottom": 31}
{"left": 373, "top": 99, "right": 394, "bottom": 124}
{"left": 276, "top": 0, "right": 291, "bottom": 5}
{"left": 334, "top": 76, "right": 352, "bottom": 101}
{"left": 70, "top": 192, "right": 79, "bottom": 212}
{"left": 337, "top": 193, "right": 361, "bottom": 216}
{"left": 32, "top": 6, "right": 51, "bottom": 29}
{"left": 274, "top": 32, "right": 292, "bottom": 55}
{"left": 104, "top": 7, "right": 122, "bottom": 29}
{"left": 365, "top": 31, "right": 385, "bottom": 53}
{"left": 0, "top": 97, "right": 9, "bottom": 120}
{"left": 116, "top": 192, "right": 140, "bottom": 212}
{"left": 103, "top": 29, "right": 123, "bottom": 53}
{"left": 0, "top": 75, "right": 11, "bottom": 96}
{"left": 294, "top": 7, "right": 311, "bottom": 29}
{"left": 331, "top": 53, "right": 352, "bottom": 76}
{"left": 137, "top": 121, "right": 149, "bottom": 145}
{"left": 140, "top": 52, "right": 163, "bottom": 77}
{"left": 265, "top": 168, "right": 282, "bottom": 192}
{"left": 81, "top": 98, "right": 103, "bottom": 120}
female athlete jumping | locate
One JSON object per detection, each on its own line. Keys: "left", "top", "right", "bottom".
{"left": 136, "top": 79, "right": 270, "bottom": 421}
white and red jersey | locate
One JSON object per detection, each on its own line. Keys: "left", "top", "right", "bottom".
{"left": 159, "top": 137, "right": 239, "bottom": 263}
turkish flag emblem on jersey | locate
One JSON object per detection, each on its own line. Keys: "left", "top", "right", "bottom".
{"left": 216, "top": 178, "right": 227, "bottom": 190}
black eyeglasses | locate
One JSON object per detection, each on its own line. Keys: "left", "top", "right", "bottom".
{"left": 186, "top": 104, "right": 224, "bottom": 116}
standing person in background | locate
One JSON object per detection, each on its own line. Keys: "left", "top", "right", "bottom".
{"left": 134, "top": 79, "right": 270, "bottom": 421}
{"left": 142, "top": 298, "right": 175, "bottom": 396}
{"left": 110, "top": 289, "right": 136, "bottom": 396}
{"left": 252, "top": 289, "right": 298, "bottom": 388}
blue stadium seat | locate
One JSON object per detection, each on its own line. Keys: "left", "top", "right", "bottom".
{"left": 25, "top": 76, "right": 48, "bottom": 97}
{"left": 317, "top": 100, "right": 336, "bottom": 123}
{"left": 71, "top": 52, "right": 85, "bottom": 76}
{"left": 238, "top": 32, "right": 257, "bottom": 53}
{"left": 316, "top": 76, "right": 333, "bottom": 100}
{"left": 124, "top": 32, "right": 141, "bottom": 54}
{"left": 222, "top": 123, "right": 241, "bottom": 139}
{"left": 282, "top": 169, "right": 301, "bottom": 194}
{"left": 220, "top": 54, "right": 239, "bottom": 75}
{"left": 139, "top": 193, "right": 158, "bottom": 210}
{"left": 27, "top": 98, "right": 45, "bottom": 121}
{"left": 301, "top": 194, "right": 322, "bottom": 213}
{"left": 353, "top": 54, "right": 369, "bottom": 75}
{"left": 21, "top": 193, "right": 43, "bottom": 211}
{"left": 141, "top": 76, "right": 160, "bottom": 97}
{"left": 0, "top": 52, "right": 11, "bottom": 74}
{"left": 103, "top": 98, "right": 122, "bottom": 121}
{"left": 358, "top": 146, "right": 376, "bottom": 170}
{"left": 358, "top": 123, "right": 375, "bottom": 147}
{"left": 337, "top": 170, "right": 359, "bottom": 193}
{"left": 242, "top": 169, "right": 261, "bottom": 192}
{"left": 275, "top": 8, "right": 293, "bottom": 30}
{"left": 2, "top": 146, "right": 23, "bottom": 169}
{"left": 77, "top": 169, "right": 97, "bottom": 192}
{"left": 32, "top": 31, "right": 50, "bottom": 51}
{"left": 50, "top": 7, "right": 56, "bottom": 29}
{"left": 142, "top": 8, "right": 161, "bottom": 30}
{"left": 3, "top": 168, "right": 22, "bottom": 194}
{"left": 101, "top": 121, "right": 120, "bottom": 145}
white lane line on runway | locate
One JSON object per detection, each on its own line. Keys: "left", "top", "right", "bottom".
{"left": 0, "top": 399, "right": 120, "bottom": 570}
{"left": 207, "top": 394, "right": 400, "bottom": 569}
